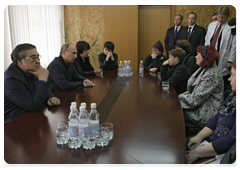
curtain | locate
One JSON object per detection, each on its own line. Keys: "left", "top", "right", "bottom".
{"left": 7, "top": 5, "right": 64, "bottom": 68}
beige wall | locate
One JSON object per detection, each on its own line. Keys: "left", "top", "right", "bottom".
{"left": 64, "top": 5, "right": 105, "bottom": 68}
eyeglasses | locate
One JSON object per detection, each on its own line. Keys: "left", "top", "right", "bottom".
{"left": 25, "top": 55, "right": 42, "bottom": 61}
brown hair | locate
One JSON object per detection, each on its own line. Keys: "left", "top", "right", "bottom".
{"left": 175, "top": 40, "right": 192, "bottom": 54}
{"left": 168, "top": 49, "right": 185, "bottom": 63}
{"left": 217, "top": 5, "right": 230, "bottom": 16}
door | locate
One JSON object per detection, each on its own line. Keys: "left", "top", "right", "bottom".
{"left": 138, "top": 5, "right": 172, "bottom": 63}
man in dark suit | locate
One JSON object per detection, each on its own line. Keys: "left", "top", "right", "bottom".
{"left": 4, "top": 43, "right": 60, "bottom": 125}
{"left": 47, "top": 43, "right": 95, "bottom": 93}
{"left": 164, "top": 14, "right": 183, "bottom": 55}
{"left": 177, "top": 12, "right": 206, "bottom": 56}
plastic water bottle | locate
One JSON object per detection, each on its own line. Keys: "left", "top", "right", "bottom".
{"left": 123, "top": 60, "right": 128, "bottom": 77}
{"left": 89, "top": 103, "right": 100, "bottom": 149}
{"left": 89, "top": 103, "right": 100, "bottom": 136}
{"left": 118, "top": 61, "right": 124, "bottom": 77}
{"left": 139, "top": 60, "right": 144, "bottom": 77}
{"left": 68, "top": 106, "right": 81, "bottom": 149}
{"left": 79, "top": 106, "right": 91, "bottom": 150}
{"left": 128, "top": 60, "right": 133, "bottom": 77}
{"left": 70, "top": 102, "right": 79, "bottom": 117}
{"left": 81, "top": 102, "right": 90, "bottom": 118}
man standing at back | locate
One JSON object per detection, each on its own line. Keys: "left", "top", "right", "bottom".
{"left": 177, "top": 12, "right": 206, "bottom": 56}
{"left": 164, "top": 14, "right": 183, "bottom": 55}
{"left": 47, "top": 43, "right": 95, "bottom": 93}
{"left": 205, "top": 6, "right": 232, "bottom": 91}
{"left": 4, "top": 43, "right": 60, "bottom": 125}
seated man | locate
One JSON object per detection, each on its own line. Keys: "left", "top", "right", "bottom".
{"left": 161, "top": 48, "right": 190, "bottom": 95}
{"left": 47, "top": 43, "right": 95, "bottom": 93}
{"left": 98, "top": 41, "right": 118, "bottom": 71}
{"left": 143, "top": 40, "right": 168, "bottom": 73}
{"left": 4, "top": 43, "right": 60, "bottom": 125}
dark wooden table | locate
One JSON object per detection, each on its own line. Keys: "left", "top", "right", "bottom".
{"left": 4, "top": 71, "right": 186, "bottom": 164}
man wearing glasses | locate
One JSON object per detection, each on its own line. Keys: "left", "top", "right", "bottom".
{"left": 4, "top": 43, "right": 60, "bottom": 125}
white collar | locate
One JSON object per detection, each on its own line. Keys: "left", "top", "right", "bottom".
{"left": 188, "top": 24, "right": 195, "bottom": 30}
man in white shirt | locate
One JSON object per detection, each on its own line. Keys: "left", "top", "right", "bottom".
{"left": 205, "top": 6, "right": 232, "bottom": 91}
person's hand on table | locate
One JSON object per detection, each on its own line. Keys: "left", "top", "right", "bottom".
{"left": 83, "top": 79, "right": 95, "bottom": 87}
{"left": 149, "top": 67, "right": 158, "bottom": 72}
{"left": 47, "top": 97, "right": 61, "bottom": 106}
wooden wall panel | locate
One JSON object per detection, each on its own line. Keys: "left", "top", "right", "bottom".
{"left": 138, "top": 5, "right": 171, "bottom": 62}
{"left": 104, "top": 5, "right": 138, "bottom": 71}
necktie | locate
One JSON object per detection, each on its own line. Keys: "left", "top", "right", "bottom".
{"left": 187, "top": 27, "right": 192, "bottom": 40}
{"left": 211, "top": 24, "right": 222, "bottom": 47}
{"left": 174, "top": 27, "right": 177, "bottom": 38}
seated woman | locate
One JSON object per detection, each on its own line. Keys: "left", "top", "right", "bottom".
{"left": 143, "top": 40, "right": 167, "bottom": 72}
{"left": 175, "top": 39, "right": 199, "bottom": 76}
{"left": 98, "top": 41, "right": 118, "bottom": 71}
{"left": 74, "top": 41, "right": 102, "bottom": 76}
{"left": 186, "top": 60, "right": 236, "bottom": 164}
{"left": 178, "top": 45, "right": 224, "bottom": 135}
{"left": 161, "top": 49, "right": 190, "bottom": 95}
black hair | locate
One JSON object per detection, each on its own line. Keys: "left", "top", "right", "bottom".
{"left": 76, "top": 41, "right": 90, "bottom": 55}
{"left": 11, "top": 43, "right": 36, "bottom": 64}
{"left": 104, "top": 41, "right": 115, "bottom": 52}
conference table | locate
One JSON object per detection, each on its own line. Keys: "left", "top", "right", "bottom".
{"left": 4, "top": 70, "right": 186, "bottom": 164}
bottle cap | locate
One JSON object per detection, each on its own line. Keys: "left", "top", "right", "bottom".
{"left": 79, "top": 106, "right": 85, "bottom": 112}
{"left": 71, "top": 102, "right": 77, "bottom": 107}
{"left": 81, "top": 102, "right": 86, "bottom": 108}
{"left": 91, "top": 103, "right": 96, "bottom": 108}
{"left": 120, "top": 61, "right": 122, "bottom": 63}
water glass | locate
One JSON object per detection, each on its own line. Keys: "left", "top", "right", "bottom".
{"left": 100, "top": 122, "right": 114, "bottom": 140}
{"left": 162, "top": 80, "right": 169, "bottom": 92}
{"left": 56, "top": 121, "right": 69, "bottom": 145}
{"left": 82, "top": 135, "right": 96, "bottom": 150}
{"left": 96, "top": 127, "right": 110, "bottom": 147}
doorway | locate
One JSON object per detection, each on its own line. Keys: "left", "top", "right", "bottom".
{"left": 138, "top": 5, "right": 172, "bottom": 63}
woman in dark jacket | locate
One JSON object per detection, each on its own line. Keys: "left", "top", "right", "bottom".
{"left": 143, "top": 40, "right": 168, "bottom": 72}
{"left": 74, "top": 41, "right": 102, "bottom": 76}
{"left": 175, "top": 39, "right": 199, "bottom": 76}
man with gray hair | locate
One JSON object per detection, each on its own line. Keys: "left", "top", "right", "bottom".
{"left": 4, "top": 43, "right": 60, "bottom": 125}
{"left": 47, "top": 43, "right": 95, "bottom": 93}
{"left": 205, "top": 5, "right": 232, "bottom": 91}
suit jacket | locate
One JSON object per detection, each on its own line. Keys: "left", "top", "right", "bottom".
{"left": 4, "top": 63, "right": 55, "bottom": 124}
{"left": 161, "top": 62, "right": 190, "bottom": 95}
{"left": 47, "top": 55, "right": 86, "bottom": 93}
{"left": 164, "top": 26, "right": 183, "bottom": 54}
{"left": 177, "top": 24, "right": 206, "bottom": 56}
{"left": 205, "top": 21, "right": 232, "bottom": 76}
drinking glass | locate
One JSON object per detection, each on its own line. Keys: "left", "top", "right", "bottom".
{"left": 162, "top": 80, "right": 169, "bottom": 92}
{"left": 56, "top": 121, "right": 69, "bottom": 145}
{"left": 100, "top": 122, "right": 114, "bottom": 140}
{"left": 96, "top": 127, "right": 109, "bottom": 147}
